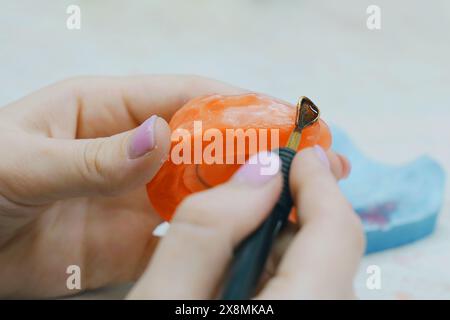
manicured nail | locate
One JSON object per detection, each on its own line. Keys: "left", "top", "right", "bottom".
{"left": 313, "top": 145, "right": 330, "bottom": 170}
{"left": 232, "top": 151, "right": 280, "bottom": 186}
{"left": 127, "top": 115, "right": 158, "bottom": 159}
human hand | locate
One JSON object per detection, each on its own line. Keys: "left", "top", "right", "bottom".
{"left": 0, "top": 75, "right": 246, "bottom": 297}
{"left": 128, "top": 147, "right": 364, "bottom": 299}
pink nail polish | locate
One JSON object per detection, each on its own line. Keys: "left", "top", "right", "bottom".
{"left": 127, "top": 115, "right": 158, "bottom": 159}
{"left": 313, "top": 145, "right": 330, "bottom": 169}
{"left": 232, "top": 152, "right": 280, "bottom": 186}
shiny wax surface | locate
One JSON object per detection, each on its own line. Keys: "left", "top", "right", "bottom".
{"left": 147, "top": 93, "right": 332, "bottom": 221}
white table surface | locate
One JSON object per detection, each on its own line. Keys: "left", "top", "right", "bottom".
{"left": 1, "top": 0, "right": 449, "bottom": 299}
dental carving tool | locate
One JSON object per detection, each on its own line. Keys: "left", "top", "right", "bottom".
{"left": 221, "top": 96, "right": 320, "bottom": 300}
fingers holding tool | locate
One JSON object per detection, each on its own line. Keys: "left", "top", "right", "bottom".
{"left": 257, "top": 147, "right": 365, "bottom": 299}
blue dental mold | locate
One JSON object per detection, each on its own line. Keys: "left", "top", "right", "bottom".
{"left": 331, "top": 126, "right": 446, "bottom": 254}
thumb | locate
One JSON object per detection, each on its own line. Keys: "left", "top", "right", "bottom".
{"left": 22, "top": 115, "right": 171, "bottom": 203}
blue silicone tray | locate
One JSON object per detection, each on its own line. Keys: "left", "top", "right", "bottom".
{"left": 331, "top": 126, "right": 446, "bottom": 254}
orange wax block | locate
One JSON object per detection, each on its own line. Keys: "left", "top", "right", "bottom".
{"left": 147, "top": 93, "right": 332, "bottom": 221}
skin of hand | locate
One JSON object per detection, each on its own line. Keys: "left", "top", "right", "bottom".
{"left": 128, "top": 148, "right": 364, "bottom": 299}
{"left": 0, "top": 75, "right": 358, "bottom": 298}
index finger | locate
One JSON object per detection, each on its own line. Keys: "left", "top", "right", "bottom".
{"left": 5, "top": 75, "right": 245, "bottom": 138}
{"left": 258, "top": 147, "right": 365, "bottom": 299}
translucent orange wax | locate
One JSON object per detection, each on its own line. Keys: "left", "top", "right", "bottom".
{"left": 147, "top": 93, "right": 332, "bottom": 221}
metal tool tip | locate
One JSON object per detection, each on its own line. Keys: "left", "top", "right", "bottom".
{"left": 295, "top": 96, "right": 320, "bottom": 129}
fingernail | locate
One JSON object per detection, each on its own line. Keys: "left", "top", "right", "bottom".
{"left": 313, "top": 145, "right": 330, "bottom": 170}
{"left": 232, "top": 151, "right": 280, "bottom": 186}
{"left": 127, "top": 115, "right": 158, "bottom": 159}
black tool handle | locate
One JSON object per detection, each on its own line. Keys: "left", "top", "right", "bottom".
{"left": 221, "top": 147, "right": 296, "bottom": 300}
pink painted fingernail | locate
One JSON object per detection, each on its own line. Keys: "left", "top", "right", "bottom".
{"left": 232, "top": 151, "right": 280, "bottom": 186}
{"left": 127, "top": 115, "right": 158, "bottom": 159}
{"left": 313, "top": 145, "right": 330, "bottom": 170}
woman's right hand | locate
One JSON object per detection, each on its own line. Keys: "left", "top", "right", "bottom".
{"left": 129, "top": 147, "right": 365, "bottom": 299}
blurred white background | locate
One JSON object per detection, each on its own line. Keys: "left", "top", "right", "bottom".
{"left": 1, "top": 0, "right": 449, "bottom": 299}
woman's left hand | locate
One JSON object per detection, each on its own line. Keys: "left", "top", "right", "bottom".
{"left": 0, "top": 75, "right": 245, "bottom": 297}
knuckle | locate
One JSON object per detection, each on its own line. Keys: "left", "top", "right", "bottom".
{"left": 182, "top": 75, "right": 218, "bottom": 93}
{"left": 313, "top": 197, "right": 366, "bottom": 256}
{"left": 176, "top": 193, "right": 211, "bottom": 225}
{"left": 56, "top": 76, "right": 101, "bottom": 101}
{"left": 55, "top": 76, "right": 86, "bottom": 94}
{"left": 172, "top": 193, "right": 234, "bottom": 258}
{"left": 175, "top": 189, "right": 235, "bottom": 234}
{"left": 349, "top": 214, "right": 366, "bottom": 254}
{"left": 338, "top": 208, "right": 366, "bottom": 254}
{"left": 83, "top": 140, "right": 103, "bottom": 175}
{"left": 79, "top": 139, "right": 118, "bottom": 195}
{"left": 58, "top": 76, "right": 90, "bottom": 89}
